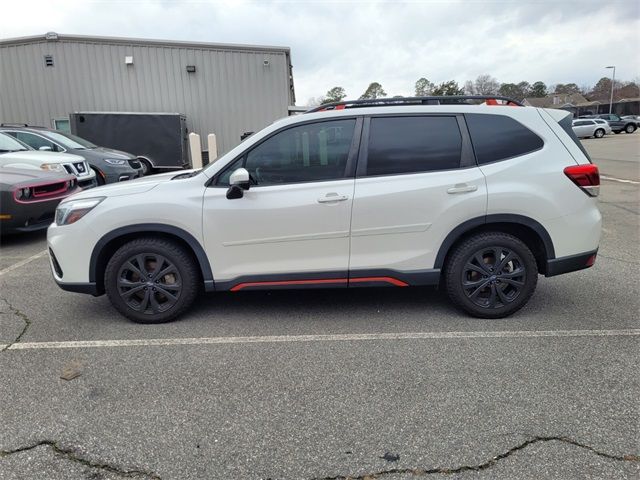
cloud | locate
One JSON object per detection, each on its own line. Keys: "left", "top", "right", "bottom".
{"left": 3, "top": 0, "right": 639, "bottom": 104}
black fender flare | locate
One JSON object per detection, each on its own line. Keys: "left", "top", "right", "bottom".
{"left": 433, "top": 214, "right": 556, "bottom": 269}
{"left": 89, "top": 223, "right": 214, "bottom": 291}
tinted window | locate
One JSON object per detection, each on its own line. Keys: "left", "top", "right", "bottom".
{"left": 14, "top": 132, "right": 61, "bottom": 152}
{"left": 221, "top": 119, "right": 356, "bottom": 186}
{"left": 466, "top": 114, "right": 544, "bottom": 164}
{"left": 573, "top": 120, "right": 592, "bottom": 126}
{"left": 366, "top": 116, "right": 462, "bottom": 176}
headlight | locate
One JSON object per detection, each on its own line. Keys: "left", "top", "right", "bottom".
{"left": 41, "top": 163, "right": 65, "bottom": 173}
{"left": 55, "top": 197, "right": 105, "bottom": 226}
{"left": 15, "top": 188, "right": 31, "bottom": 200}
{"left": 104, "top": 158, "right": 126, "bottom": 165}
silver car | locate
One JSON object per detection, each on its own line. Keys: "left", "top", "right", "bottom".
{"left": 572, "top": 118, "right": 611, "bottom": 139}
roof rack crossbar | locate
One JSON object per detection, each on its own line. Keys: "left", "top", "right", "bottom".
{"left": 306, "top": 95, "right": 523, "bottom": 113}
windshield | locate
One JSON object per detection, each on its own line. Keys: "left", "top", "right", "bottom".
{"left": 0, "top": 133, "right": 30, "bottom": 152}
{"left": 45, "top": 131, "right": 97, "bottom": 149}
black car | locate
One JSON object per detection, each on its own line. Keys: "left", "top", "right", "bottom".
{"left": 0, "top": 125, "right": 144, "bottom": 185}
{"left": 579, "top": 114, "right": 637, "bottom": 134}
{"left": 0, "top": 167, "right": 80, "bottom": 234}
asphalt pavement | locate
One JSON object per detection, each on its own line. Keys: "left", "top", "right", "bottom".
{"left": 1, "top": 133, "right": 638, "bottom": 479}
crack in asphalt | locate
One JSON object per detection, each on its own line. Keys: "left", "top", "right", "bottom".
{"left": 596, "top": 253, "right": 640, "bottom": 266}
{"left": 0, "top": 298, "right": 31, "bottom": 353}
{"left": 312, "top": 436, "right": 639, "bottom": 479}
{"left": 0, "top": 440, "right": 161, "bottom": 479}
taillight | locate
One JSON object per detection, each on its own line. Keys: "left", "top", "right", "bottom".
{"left": 564, "top": 164, "right": 600, "bottom": 197}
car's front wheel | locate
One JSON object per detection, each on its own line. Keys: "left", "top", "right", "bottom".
{"left": 625, "top": 124, "right": 636, "bottom": 134}
{"left": 105, "top": 238, "right": 199, "bottom": 323}
{"left": 594, "top": 128, "right": 605, "bottom": 138}
{"left": 444, "top": 232, "right": 538, "bottom": 318}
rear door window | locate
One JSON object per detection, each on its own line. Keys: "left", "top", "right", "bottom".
{"left": 365, "top": 116, "right": 462, "bottom": 176}
{"left": 465, "top": 114, "right": 543, "bottom": 164}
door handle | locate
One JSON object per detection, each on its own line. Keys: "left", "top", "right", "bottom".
{"left": 317, "top": 193, "right": 349, "bottom": 203}
{"left": 447, "top": 184, "right": 478, "bottom": 194}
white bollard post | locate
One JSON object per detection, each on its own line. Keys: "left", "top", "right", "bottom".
{"left": 188, "top": 132, "right": 202, "bottom": 169}
{"left": 207, "top": 134, "right": 218, "bottom": 163}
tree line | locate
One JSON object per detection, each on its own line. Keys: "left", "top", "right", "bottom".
{"left": 313, "top": 75, "right": 640, "bottom": 105}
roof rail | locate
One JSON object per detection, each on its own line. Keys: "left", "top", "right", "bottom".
{"left": 306, "top": 95, "right": 523, "bottom": 113}
{"left": 0, "top": 123, "right": 29, "bottom": 127}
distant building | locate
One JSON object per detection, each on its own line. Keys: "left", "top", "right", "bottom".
{"left": 0, "top": 33, "right": 296, "bottom": 156}
{"left": 523, "top": 93, "right": 639, "bottom": 117}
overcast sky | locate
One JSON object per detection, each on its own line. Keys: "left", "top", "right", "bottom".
{"left": 4, "top": 0, "right": 639, "bottom": 104}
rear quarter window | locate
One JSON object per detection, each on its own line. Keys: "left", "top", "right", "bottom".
{"left": 465, "top": 113, "right": 544, "bottom": 164}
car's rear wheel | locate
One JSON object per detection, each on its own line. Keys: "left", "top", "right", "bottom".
{"left": 625, "top": 124, "right": 636, "bottom": 134}
{"left": 594, "top": 128, "right": 605, "bottom": 138}
{"left": 444, "top": 232, "right": 538, "bottom": 318}
{"left": 105, "top": 238, "right": 199, "bottom": 323}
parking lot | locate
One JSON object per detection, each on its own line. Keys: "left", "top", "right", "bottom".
{"left": 1, "top": 134, "right": 638, "bottom": 479}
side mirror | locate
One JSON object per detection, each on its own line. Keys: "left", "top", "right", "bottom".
{"left": 39, "top": 146, "right": 53, "bottom": 151}
{"left": 229, "top": 168, "right": 250, "bottom": 189}
{"left": 226, "top": 167, "right": 250, "bottom": 200}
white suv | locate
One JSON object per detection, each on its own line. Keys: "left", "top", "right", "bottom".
{"left": 0, "top": 132, "right": 97, "bottom": 188}
{"left": 47, "top": 96, "right": 601, "bottom": 323}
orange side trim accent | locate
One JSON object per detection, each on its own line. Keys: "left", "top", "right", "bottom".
{"left": 349, "top": 276, "right": 409, "bottom": 287}
{"left": 230, "top": 278, "right": 348, "bottom": 291}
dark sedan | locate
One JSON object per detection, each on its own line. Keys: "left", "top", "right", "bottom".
{"left": 0, "top": 167, "right": 80, "bottom": 234}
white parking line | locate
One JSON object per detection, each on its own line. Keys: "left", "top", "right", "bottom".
{"left": 2, "top": 329, "right": 639, "bottom": 351}
{"left": 601, "top": 175, "right": 640, "bottom": 185}
{"left": 0, "top": 250, "right": 48, "bottom": 277}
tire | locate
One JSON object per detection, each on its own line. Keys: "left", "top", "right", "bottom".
{"left": 139, "top": 158, "right": 153, "bottom": 176}
{"left": 105, "top": 237, "right": 199, "bottom": 323}
{"left": 594, "top": 128, "right": 605, "bottom": 138}
{"left": 91, "top": 167, "right": 106, "bottom": 186}
{"left": 444, "top": 232, "right": 538, "bottom": 319}
{"left": 625, "top": 124, "right": 636, "bottom": 134}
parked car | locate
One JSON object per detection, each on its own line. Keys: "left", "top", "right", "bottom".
{"left": 0, "top": 125, "right": 143, "bottom": 185}
{"left": 48, "top": 96, "right": 601, "bottom": 324}
{"left": 621, "top": 115, "right": 640, "bottom": 127}
{"left": 0, "top": 133, "right": 97, "bottom": 189}
{"left": 572, "top": 119, "right": 611, "bottom": 138}
{"left": 579, "top": 114, "right": 636, "bottom": 134}
{"left": 1, "top": 167, "right": 80, "bottom": 234}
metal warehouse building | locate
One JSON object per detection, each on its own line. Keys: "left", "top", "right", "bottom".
{"left": 0, "top": 32, "right": 296, "bottom": 155}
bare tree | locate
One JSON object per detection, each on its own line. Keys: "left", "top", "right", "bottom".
{"left": 473, "top": 74, "right": 500, "bottom": 95}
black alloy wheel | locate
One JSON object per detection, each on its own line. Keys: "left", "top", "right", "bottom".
{"left": 105, "top": 238, "right": 199, "bottom": 323}
{"left": 444, "top": 232, "right": 538, "bottom": 318}
{"left": 117, "top": 253, "right": 182, "bottom": 314}
{"left": 461, "top": 247, "right": 525, "bottom": 309}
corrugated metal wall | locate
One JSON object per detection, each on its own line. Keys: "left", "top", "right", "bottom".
{"left": 0, "top": 37, "right": 294, "bottom": 154}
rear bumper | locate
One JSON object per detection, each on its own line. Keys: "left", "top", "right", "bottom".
{"left": 545, "top": 249, "right": 598, "bottom": 277}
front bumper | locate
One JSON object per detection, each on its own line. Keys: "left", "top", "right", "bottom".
{"left": 79, "top": 177, "right": 98, "bottom": 189}
{"left": 54, "top": 278, "right": 99, "bottom": 295}
{"left": 1, "top": 194, "right": 59, "bottom": 234}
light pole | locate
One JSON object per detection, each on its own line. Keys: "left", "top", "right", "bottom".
{"left": 605, "top": 66, "right": 616, "bottom": 114}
